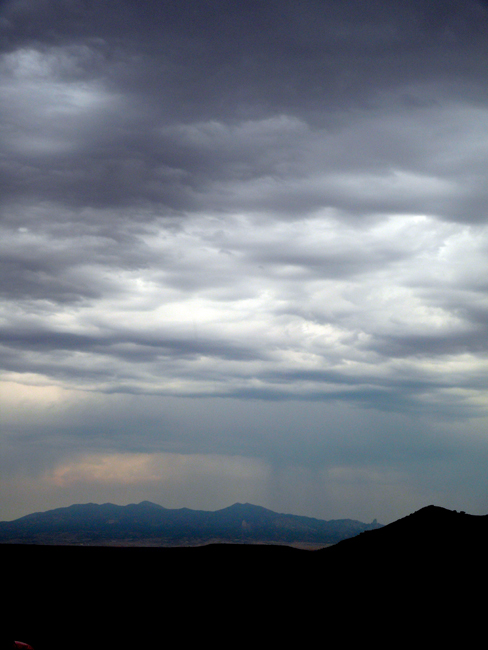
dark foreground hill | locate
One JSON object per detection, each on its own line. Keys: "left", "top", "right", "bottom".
{"left": 0, "top": 500, "right": 381, "bottom": 546}
{"left": 5, "top": 505, "right": 487, "bottom": 650}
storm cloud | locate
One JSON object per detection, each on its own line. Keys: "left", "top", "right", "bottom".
{"left": 2, "top": 0, "right": 488, "bottom": 523}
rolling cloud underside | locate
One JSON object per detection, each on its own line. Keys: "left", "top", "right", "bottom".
{"left": 2, "top": 0, "right": 488, "bottom": 416}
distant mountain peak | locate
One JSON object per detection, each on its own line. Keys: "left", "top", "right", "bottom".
{"left": 218, "top": 502, "right": 273, "bottom": 513}
{"left": 133, "top": 501, "right": 166, "bottom": 509}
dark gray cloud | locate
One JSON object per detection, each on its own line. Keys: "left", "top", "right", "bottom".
{"left": 2, "top": 0, "right": 488, "bottom": 215}
{"left": 3, "top": 0, "right": 488, "bottom": 523}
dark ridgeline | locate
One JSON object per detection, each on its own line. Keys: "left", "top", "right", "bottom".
{"left": 0, "top": 501, "right": 381, "bottom": 546}
{"left": 4, "top": 505, "right": 487, "bottom": 649}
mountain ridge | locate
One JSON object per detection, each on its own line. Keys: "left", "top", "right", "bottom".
{"left": 0, "top": 500, "right": 381, "bottom": 546}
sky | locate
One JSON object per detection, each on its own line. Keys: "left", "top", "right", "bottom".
{"left": 2, "top": 0, "right": 488, "bottom": 524}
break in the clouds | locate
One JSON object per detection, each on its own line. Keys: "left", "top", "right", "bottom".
{"left": 2, "top": 0, "right": 488, "bottom": 523}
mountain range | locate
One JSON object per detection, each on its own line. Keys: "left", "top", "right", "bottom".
{"left": 6, "top": 505, "right": 487, "bottom": 650}
{"left": 5, "top": 504, "right": 486, "bottom": 650}
{"left": 0, "top": 500, "right": 381, "bottom": 546}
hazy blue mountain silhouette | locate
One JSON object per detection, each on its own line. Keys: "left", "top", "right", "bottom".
{"left": 0, "top": 501, "right": 381, "bottom": 545}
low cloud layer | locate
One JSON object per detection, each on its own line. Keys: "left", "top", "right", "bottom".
{"left": 2, "top": 0, "right": 488, "bottom": 522}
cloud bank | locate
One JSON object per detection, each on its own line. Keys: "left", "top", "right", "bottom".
{"left": 2, "top": 0, "right": 488, "bottom": 522}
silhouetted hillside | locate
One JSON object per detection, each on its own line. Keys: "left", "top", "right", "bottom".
{"left": 327, "top": 504, "right": 488, "bottom": 565}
